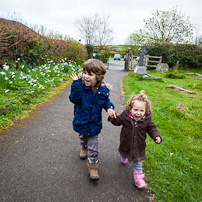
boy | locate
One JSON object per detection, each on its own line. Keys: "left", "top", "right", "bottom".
{"left": 69, "top": 59, "right": 116, "bottom": 180}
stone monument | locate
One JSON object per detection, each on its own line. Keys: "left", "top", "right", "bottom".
{"left": 134, "top": 46, "right": 147, "bottom": 75}
{"left": 156, "top": 63, "right": 169, "bottom": 73}
{"left": 134, "top": 46, "right": 162, "bottom": 80}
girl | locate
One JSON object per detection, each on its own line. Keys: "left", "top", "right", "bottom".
{"left": 109, "top": 90, "right": 162, "bottom": 188}
{"left": 69, "top": 59, "right": 116, "bottom": 180}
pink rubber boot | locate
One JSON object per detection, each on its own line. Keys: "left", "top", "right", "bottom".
{"left": 133, "top": 171, "right": 147, "bottom": 188}
{"left": 121, "top": 157, "right": 128, "bottom": 164}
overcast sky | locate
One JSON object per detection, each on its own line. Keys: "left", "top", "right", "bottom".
{"left": 1, "top": 0, "right": 202, "bottom": 45}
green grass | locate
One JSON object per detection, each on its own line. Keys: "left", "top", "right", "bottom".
{"left": 122, "top": 69, "right": 202, "bottom": 202}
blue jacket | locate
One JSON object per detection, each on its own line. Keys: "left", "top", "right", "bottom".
{"left": 69, "top": 78, "right": 114, "bottom": 137}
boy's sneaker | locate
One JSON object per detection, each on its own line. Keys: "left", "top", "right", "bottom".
{"left": 121, "top": 157, "right": 128, "bottom": 164}
{"left": 80, "top": 146, "right": 87, "bottom": 159}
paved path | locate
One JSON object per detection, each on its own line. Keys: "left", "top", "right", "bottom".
{"left": 0, "top": 61, "right": 151, "bottom": 202}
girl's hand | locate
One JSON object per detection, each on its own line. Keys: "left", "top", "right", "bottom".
{"left": 70, "top": 73, "right": 79, "bottom": 81}
{"left": 107, "top": 108, "right": 116, "bottom": 119}
{"left": 155, "top": 137, "right": 161, "bottom": 144}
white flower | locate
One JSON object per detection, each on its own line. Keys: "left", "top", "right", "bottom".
{"left": 21, "top": 65, "right": 24, "bottom": 69}
{"left": 9, "top": 81, "right": 13, "bottom": 84}
{"left": 5, "top": 77, "right": 9, "bottom": 80}
{"left": 0, "top": 72, "right": 6, "bottom": 75}
{"left": 17, "top": 58, "right": 20, "bottom": 61}
{"left": 28, "top": 80, "right": 33, "bottom": 85}
{"left": 5, "top": 89, "right": 9, "bottom": 93}
{"left": 3, "top": 64, "right": 9, "bottom": 71}
{"left": 38, "top": 85, "right": 45, "bottom": 89}
{"left": 12, "top": 75, "right": 15, "bottom": 78}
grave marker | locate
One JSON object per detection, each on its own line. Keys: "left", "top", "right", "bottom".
{"left": 137, "top": 46, "right": 147, "bottom": 66}
{"left": 134, "top": 46, "right": 147, "bottom": 75}
{"left": 134, "top": 46, "right": 162, "bottom": 80}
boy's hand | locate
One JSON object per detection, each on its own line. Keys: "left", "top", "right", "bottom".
{"left": 70, "top": 73, "right": 79, "bottom": 81}
{"left": 155, "top": 136, "right": 161, "bottom": 144}
{"left": 107, "top": 108, "right": 116, "bottom": 118}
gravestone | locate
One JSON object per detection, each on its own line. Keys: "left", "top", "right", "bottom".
{"left": 134, "top": 46, "right": 147, "bottom": 75}
{"left": 137, "top": 46, "right": 147, "bottom": 66}
{"left": 134, "top": 46, "right": 162, "bottom": 80}
{"left": 156, "top": 63, "right": 169, "bottom": 73}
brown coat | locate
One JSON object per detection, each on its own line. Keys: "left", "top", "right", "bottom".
{"left": 110, "top": 110, "right": 162, "bottom": 163}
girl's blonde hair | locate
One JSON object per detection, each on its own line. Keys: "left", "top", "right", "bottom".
{"left": 125, "top": 90, "right": 151, "bottom": 115}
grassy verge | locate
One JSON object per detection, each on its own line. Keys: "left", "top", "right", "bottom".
{"left": 122, "top": 68, "right": 202, "bottom": 202}
{"left": 0, "top": 59, "right": 80, "bottom": 131}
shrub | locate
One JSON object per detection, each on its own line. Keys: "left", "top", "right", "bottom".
{"left": 145, "top": 42, "right": 202, "bottom": 69}
{"left": 0, "top": 18, "right": 87, "bottom": 68}
{"left": 85, "top": 44, "right": 94, "bottom": 59}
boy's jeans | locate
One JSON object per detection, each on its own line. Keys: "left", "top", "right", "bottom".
{"left": 120, "top": 154, "right": 142, "bottom": 172}
{"left": 79, "top": 134, "right": 99, "bottom": 163}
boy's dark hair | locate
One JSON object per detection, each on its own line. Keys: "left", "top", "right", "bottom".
{"left": 83, "top": 59, "right": 106, "bottom": 81}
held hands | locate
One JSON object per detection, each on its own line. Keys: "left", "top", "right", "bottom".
{"left": 70, "top": 73, "right": 79, "bottom": 81}
{"left": 155, "top": 136, "right": 161, "bottom": 144}
{"left": 107, "top": 108, "right": 116, "bottom": 119}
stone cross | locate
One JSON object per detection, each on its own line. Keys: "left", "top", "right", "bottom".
{"left": 137, "top": 46, "right": 147, "bottom": 66}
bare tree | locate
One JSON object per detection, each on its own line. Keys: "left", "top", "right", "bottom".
{"left": 76, "top": 14, "right": 98, "bottom": 45}
{"left": 76, "top": 13, "right": 114, "bottom": 47}
{"left": 95, "top": 15, "right": 114, "bottom": 49}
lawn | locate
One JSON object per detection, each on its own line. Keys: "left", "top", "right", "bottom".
{"left": 122, "top": 68, "right": 202, "bottom": 202}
